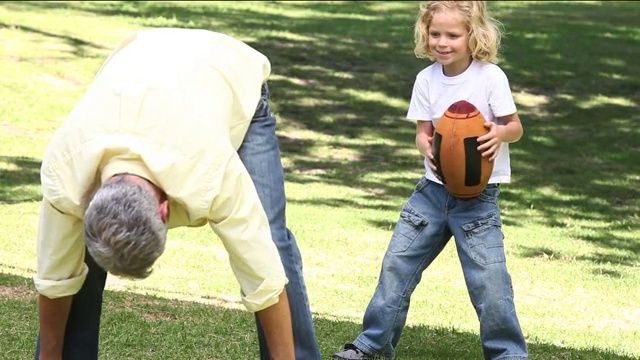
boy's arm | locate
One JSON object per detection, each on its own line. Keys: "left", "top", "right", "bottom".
{"left": 496, "top": 112, "right": 524, "bottom": 143}
{"left": 478, "top": 113, "right": 523, "bottom": 160}
{"left": 416, "top": 120, "right": 436, "bottom": 171}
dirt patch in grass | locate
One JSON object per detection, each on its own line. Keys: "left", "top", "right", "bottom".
{"left": 0, "top": 285, "right": 36, "bottom": 300}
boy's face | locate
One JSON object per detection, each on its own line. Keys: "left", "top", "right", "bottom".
{"left": 428, "top": 9, "right": 471, "bottom": 76}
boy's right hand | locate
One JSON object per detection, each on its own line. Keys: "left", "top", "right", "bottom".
{"left": 416, "top": 133, "right": 437, "bottom": 172}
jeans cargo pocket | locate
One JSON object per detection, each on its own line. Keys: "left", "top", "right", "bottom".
{"left": 389, "top": 205, "right": 428, "bottom": 253}
{"left": 462, "top": 211, "right": 506, "bottom": 265}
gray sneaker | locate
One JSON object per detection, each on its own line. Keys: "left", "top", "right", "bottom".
{"left": 332, "top": 344, "right": 375, "bottom": 359}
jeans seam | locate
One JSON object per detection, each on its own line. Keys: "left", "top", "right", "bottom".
{"left": 383, "top": 252, "right": 429, "bottom": 355}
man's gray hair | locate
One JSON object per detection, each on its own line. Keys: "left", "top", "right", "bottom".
{"left": 84, "top": 177, "right": 167, "bottom": 279}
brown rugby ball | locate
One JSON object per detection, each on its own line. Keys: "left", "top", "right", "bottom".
{"left": 432, "top": 100, "right": 493, "bottom": 199}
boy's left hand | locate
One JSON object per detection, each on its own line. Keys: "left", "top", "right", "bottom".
{"left": 477, "top": 122, "right": 502, "bottom": 161}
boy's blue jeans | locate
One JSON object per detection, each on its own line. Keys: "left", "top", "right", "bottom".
{"left": 352, "top": 177, "right": 528, "bottom": 360}
{"left": 34, "top": 83, "right": 321, "bottom": 360}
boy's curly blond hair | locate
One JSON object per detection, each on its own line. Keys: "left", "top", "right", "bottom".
{"left": 414, "top": 1, "right": 504, "bottom": 64}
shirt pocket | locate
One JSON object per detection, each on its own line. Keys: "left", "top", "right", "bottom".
{"left": 389, "top": 205, "right": 428, "bottom": 254}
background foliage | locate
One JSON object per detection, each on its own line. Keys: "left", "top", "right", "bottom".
{"left": 0, "top": 1, "right": 638, "bottom": 359}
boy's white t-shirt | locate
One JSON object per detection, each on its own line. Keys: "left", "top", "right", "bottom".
{"left": 407, "top": 60, "right": 517, "bottom": 184}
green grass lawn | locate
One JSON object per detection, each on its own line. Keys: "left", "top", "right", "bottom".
{"left": 1, "top": 1, "right": 639, "bottom": 359}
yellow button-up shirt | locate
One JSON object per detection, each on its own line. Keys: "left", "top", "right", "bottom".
{"left": 35, "top": 28, "right": 287, "bottom": 313}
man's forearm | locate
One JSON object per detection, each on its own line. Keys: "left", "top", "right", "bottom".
{"left": 38, "top": 294, "right": 72, "bottom": 360}
{"left": 255, "top": 290, "right": 294, "bottom": 360}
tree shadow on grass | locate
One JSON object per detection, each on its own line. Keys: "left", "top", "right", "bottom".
{"left": 494, "top": 1, "right": 640, "bottom": 266}
{"left": 0, "top": 156, "right": 41, "bottom": 204}
{"left": 1, "top": 271, "right": 636, "bottom": 360}
{"left": 1, "top": 1, "right": 638, "bottom": 266}
{"left": 53, "top": 0, "right": 640, "bottom": 264}
{"left": 0, "top": 22, "right": 109, "bottom": 58}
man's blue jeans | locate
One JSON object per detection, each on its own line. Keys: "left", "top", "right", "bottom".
{"left": 238, "top": 83, "right": 321, "bottom": 360}
{"left": 352, "top": 178, "right": 528, "bottom": 360}
{"left": 34, "top": 82, "right": 321, "bottom": 359}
